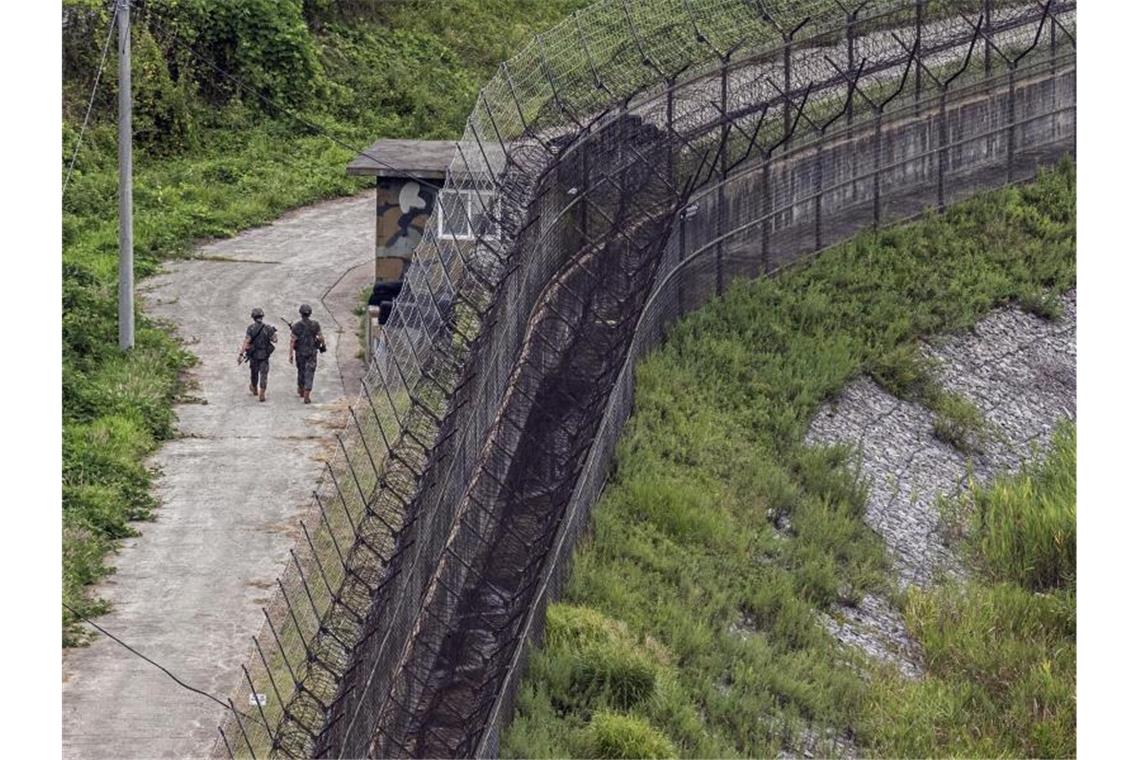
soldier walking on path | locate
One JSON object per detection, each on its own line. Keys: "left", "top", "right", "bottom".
{"left": 239, "top": 307, "right": 277, "bottom": 402}
{"left": 290, "top": 303, "right": 326, "bottom": 404}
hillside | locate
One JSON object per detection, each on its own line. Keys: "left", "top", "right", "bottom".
{"left": 504, "top": 163, "right": 1076, "bottom": 758}
{"left": 61, "top": 0, "right": 590, "bottom": 643}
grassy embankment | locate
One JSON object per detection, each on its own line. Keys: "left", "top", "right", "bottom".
{"left": 503, "top": 160, "right": 1075, "bottom": 758}
{"left": 62, "top": 0, "right": 589, "bottom": 644}
{"left": 863, "top": 421, "right": 1075, "bottom": 757}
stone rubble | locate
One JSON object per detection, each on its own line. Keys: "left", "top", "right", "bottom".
{"left": 803, "top": 291, "right": 1076, "bottom": 677}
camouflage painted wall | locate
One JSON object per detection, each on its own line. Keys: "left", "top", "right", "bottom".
{"left": 375, "top": 177, "right": 437, "bottom": 283}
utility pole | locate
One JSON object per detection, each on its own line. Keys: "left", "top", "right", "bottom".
{"left": 118, "top": 0, "right": 134, "bottom": 350}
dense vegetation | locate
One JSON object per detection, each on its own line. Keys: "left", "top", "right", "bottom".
{"left": 61, "top": 0, "right": 591, "bottom": 644}
{"left": 503, "top": 162, "right": 1076, "bottom": 757}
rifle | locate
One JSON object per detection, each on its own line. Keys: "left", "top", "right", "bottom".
{"left": 281, "top": 315, "right": 327, "bottom": 353}
{"left": 240, "top": 321, "right": 271, "bottom": 365}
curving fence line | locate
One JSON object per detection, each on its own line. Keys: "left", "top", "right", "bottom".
{"left": 216, "top": 1, "right": 1075, "bottom": 757}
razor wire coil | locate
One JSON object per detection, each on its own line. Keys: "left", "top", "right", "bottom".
{"left": 216, "top": 2, "right": 1075, "bottom": 757}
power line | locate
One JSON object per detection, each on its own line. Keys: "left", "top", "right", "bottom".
{"left": 63, "top": 3, "right": 119, "bottom": 196}
{"left": 63, "top": 601, "right": 237, "bottom": 715}
{"left": 133, "top": 0, "right": 453, "bottom": 195}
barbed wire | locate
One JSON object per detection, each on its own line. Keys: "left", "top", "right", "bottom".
{"left": 209, "top": 1, "right": 1076, "bottom": 757}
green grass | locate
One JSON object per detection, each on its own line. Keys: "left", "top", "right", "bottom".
{"left": 972, "top": 422, "right": 1077, "bottom": 591}
{"left": 503, "top": 160, "right": 1075, "bottom": 757}
{"left": 864, "top": 422, "right": 1076, "bottom": 758}
{"left": 61, "top": 0, "right": 592, "bottom": 645}
{"left": 868, "top": 342, "right": 993, "bottom": 454}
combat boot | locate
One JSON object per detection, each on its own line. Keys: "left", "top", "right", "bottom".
{"left": 250, "top": 383, "right": 257, "bottom": 396}
{"left": 298, "top": 385, "right": 305, "bottom": 397}
{"left": 303, "top": 389, "right": 312, "bottom": 404}
{"left": 259, "top": 388, "right": 267, "bottom": 402}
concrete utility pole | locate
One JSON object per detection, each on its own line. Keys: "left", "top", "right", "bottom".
{"left": 118, "top": 0, "right": 134, "bottom": 350}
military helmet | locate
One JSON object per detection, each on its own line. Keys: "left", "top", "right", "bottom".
{"left": 299, "top": 303, "right": 313, "bottom": 316}
{"left": 250, "top": 307, "right": 264, "bottom": 319}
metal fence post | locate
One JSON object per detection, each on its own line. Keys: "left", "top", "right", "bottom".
{"left": 814, "top": 135, "right": 824, "bottom": 250}
{"left": 677, "top": 205, "right": 687, "bottom": 312}
{"left": 784, "top": 31, "right": 793, "bottom": 139}
{"left": 761, "top": 153, "right": 772, "bottom": 273}
{"left": 984, "top": 0, "right": 993, "bottom": 77}
{"left": 873, "top": 109, "right": 883, "bottom": 227}
{"left": 914, "top": 0, "right": 924, "bottom": 112}
{"left": 845, "top": 7, "right": 856, "bottom": 126}
{"left": 938, "top": 90, "right": 948, "bottom": 211}
{"left": 1007, "top": 63, "right": 1016, "bottom": 184}
{"left": 1050, "top": 16, "right": 1058, "bottom": 141}
{"left": 717, "top": 53, "right": 729, "bottom": 295}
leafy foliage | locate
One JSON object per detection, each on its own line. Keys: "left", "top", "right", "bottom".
{"left": 60, "top": 0, "right": 591, "bottom": 644}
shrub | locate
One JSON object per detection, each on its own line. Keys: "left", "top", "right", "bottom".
{"left": 587, "top": 712, "right": 677, "bottom": 759}
{"left": 865, "top": 422, "right": 1076, "bottom": 758}
{"left": 931, "top": 390, "right": 991, "bottom": 454}
{"left": 866, "top": 581, "right": 1075, "bottom": 758}
{"left": 867, "top": 342, "right": 941, "bottom": 402}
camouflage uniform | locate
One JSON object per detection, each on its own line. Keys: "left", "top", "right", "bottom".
{"left": 292, "top": 317, "right": 322, "bottom": 392}
{"left": 246, "top": 321, "right": 277, "bottom": 389}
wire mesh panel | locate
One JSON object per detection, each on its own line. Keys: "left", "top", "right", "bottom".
{"left": 214, "top": 1, "right": 1074, "bottom": 757}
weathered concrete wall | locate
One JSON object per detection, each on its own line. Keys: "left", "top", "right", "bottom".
{"left": 671, "top": 62, "right": 1076, "bottom": 299}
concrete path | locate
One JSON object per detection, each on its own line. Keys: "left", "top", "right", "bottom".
{"left": 62, "top": 192, "right": 376, "bottom": 760}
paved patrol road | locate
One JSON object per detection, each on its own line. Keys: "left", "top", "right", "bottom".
{"left": 63, "top": 191, "right": 375, "bottom": 759}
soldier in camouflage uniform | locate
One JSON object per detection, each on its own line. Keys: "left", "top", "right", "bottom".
{"left": 290, "top": 303, "right": 325, "bottom": 404}
{"left": 239, "top": 307, "right": 277, "bottom": 402}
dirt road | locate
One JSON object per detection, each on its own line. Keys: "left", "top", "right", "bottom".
{"left": 62, "top": 191, "right": 375, "bottom": 759}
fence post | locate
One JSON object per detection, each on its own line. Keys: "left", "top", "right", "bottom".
{"left": 1006, "top": 63, "right": 1016, "bottom": 184}
{"left": 666, "top": 75, "right": 675, "bottom": 182}
{"left": 914, "top": 0, "right": 924, "bottom": 113}
{"left": 845, "top": 7, "right": 856, "bottom": 126}
{"left": 1050, "top": 16, "right": 1058, "bottom": 141}
{"left": 761, "top": 153, "right": 772, "bottom": 273}
{"left": 717, "top": 53, "right": 729, "bottom": 296}
{"left": 783, "top": 31, "right": 793, "bottom": 140}
{"left": 984, "top": 0, "right": 993, "bottom": 77}
{"left": 873, "top": 109, "right": 883, "bottom": 227}
{"left": 938, "top": 89, "right": 948, "bottom": 211}
{"left": 814, "top": 133, "right": 824, "bottom": 250}
{"left": 678, "top": 205, "right": 687, "bottom": 312}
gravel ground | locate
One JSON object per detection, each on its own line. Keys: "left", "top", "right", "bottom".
{"left": 804, "top": 291, "right": 1075, "bottom": 677}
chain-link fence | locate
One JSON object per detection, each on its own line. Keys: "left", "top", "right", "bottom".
{"left": 216, "top": 1, "right": 1075, "bottom": 757}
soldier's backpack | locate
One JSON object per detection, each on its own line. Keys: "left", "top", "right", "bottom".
{"left": 251, "top": 323, "right": 277, "bottom": 360}
{"left": 293, "top": 319, "right": 322, "bottom": 356}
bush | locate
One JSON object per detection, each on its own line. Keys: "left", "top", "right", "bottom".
{"left": 542, "top": 605, "right": 662, "bottom": 713}
{"left": 867, "top": 342, "right": 942, "bottom": 401}
{"left": 865, "top": 581, "right": 1075, "bottom": 758}
{"left": 586, "top": 712, "right": 677, "bottom": 759}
